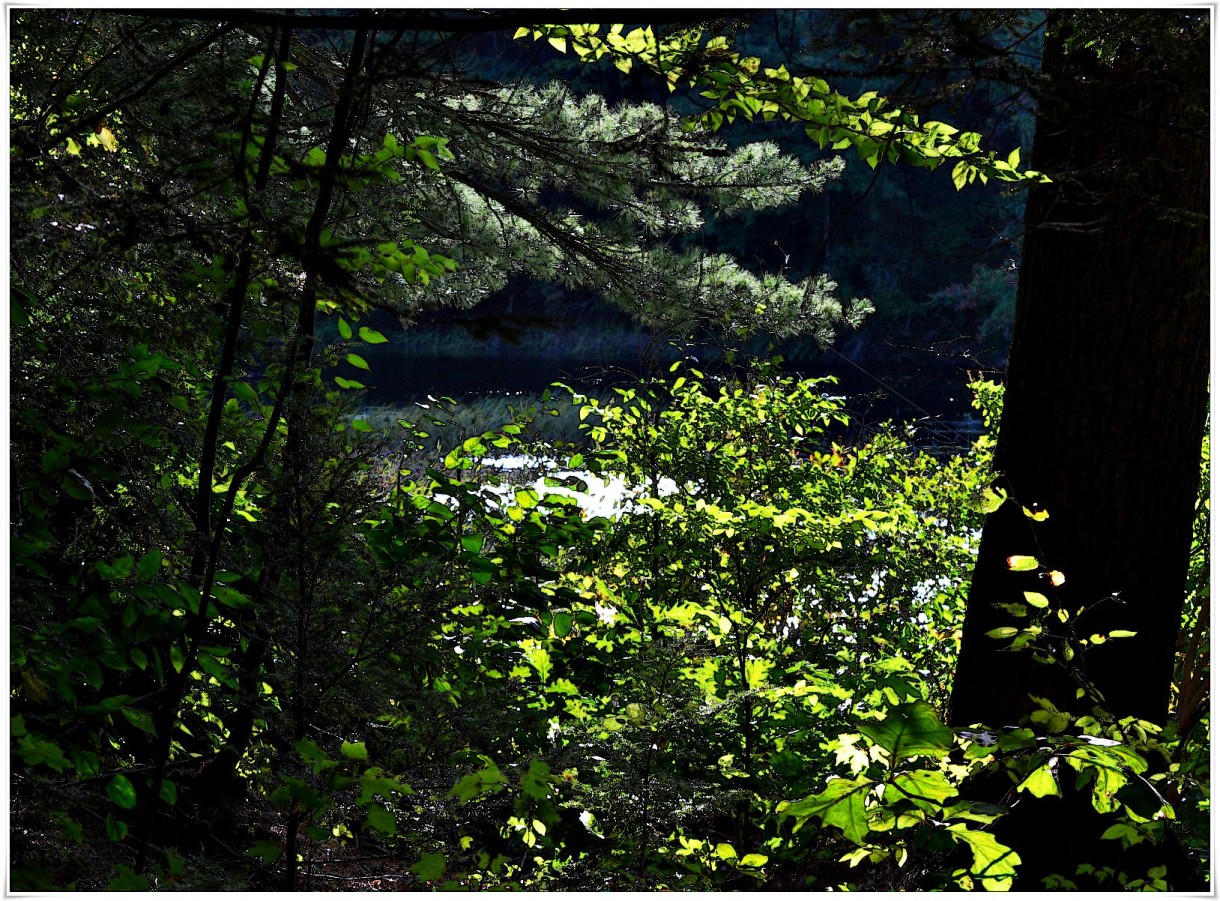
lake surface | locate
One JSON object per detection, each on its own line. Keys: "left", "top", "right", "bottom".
{"left": 349, "top": 342, "right": 986, "bottom": 450}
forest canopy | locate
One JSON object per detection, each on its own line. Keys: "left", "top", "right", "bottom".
{"left": 9, "top": 9, "right": 1209, "bottom": 892}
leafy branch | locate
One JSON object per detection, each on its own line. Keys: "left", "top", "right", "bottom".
{"left": 515, "top": 23, "right": 1050, "bottom": 189}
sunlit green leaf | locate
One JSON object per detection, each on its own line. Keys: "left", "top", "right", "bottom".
{"left": 778, "top": 775, "right": 872, "bottom": 844}
{"left": 358, "top": 326, "right": 388, "bottom": 344}
{"left": 858, "top": 701, "right": 954, "bottom": 761}
{"left": 1016, "top": 763, "right": 1060, "bottom": 798}
{"left": 947, "top": 825, "right": 1020, "bottom": 891}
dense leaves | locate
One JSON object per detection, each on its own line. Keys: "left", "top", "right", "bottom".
{"left": 9, "top": 8, "right": 1208, "bottom": 893}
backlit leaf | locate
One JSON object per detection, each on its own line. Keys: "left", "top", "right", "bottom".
{"left": 858, "top": 701, "right": 954, "bottom": 761}
{"left": 1016, "top": 763, "right": 1060, "bottom": 798}
{"left": 777, "top": 775, "right": 871, "bottom": 844}
{"left": 890, "top": 769, "right": 958, "bottom": 807}
{"left": 1006, "top": 555, "right": 1039, "bottom": 572}
{"left": 948, "top": 825, "right": 1020, "bottom": 891}
{"left": 1023, "top": 591, "right": 1049, "bottom": 609}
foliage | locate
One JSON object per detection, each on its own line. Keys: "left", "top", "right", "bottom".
{"left": 8, "top": 8, "right": 1208, "bottom": 893}
{"left": 515, "top": 22, "right": 1051, "bottom": 187}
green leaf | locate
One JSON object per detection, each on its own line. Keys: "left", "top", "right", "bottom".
{"left": 107, "top": 866, "right": 150, "bottom": 891}
{"left": 551, "top": 611, "right": 574, "bottom": 638}
{"left": 410, "top": 852, "right": 446, "bottom": 881}
{"left": 107, "top": 774, "right": 138, "bottom": 810}
{"left": 121, "top": 707, "right": 156, "bottom": 736}
{"left": 858, "top": 701, "right": 954, "bottom": 761}
{"left": 449, "top": 763, "right": 506, "bottom": 802}
{"left": 520, "top": 759, "right": 555, "bottom": 801}
{"left": 1023, "top": 591, "right": 1049, "bottom": 609}
{"left": 17, "top": 735, "right": 71, "bottom": 772}
{"left": 212, "top": 584, "right": 252, "bottom": 609}
{"left": 159, "top": 778, "right": 179, "bottom": 806}
{"left": 358, "top": 767, "right": 413, "bottom": 803}
{"left": 1015, "top": 763, "right": 1060, "bottom": 798}
{"left": 889, "top": 769, "right": 958, "bottom": 807}
{"left": 232, "top": 380, "right": 260, "bottom": 407}
{"left": 346, "top": 353, "right": 370, "bottom": 371}
{"left": 1108, "top": 629, "right": 1137, "bottom": 639}
{"left": 105, "top": 814, "right": 128, "bottom": 842}
{"left": 340, "top": 741, "right": 369, "bottom": 761}
{"left": 777, "top": 775, "right": 872, "bottom": 844}
{"left": 245, "top": 839, "right": 283, "bottom": 863}
{"left": 1006, "top": 555, "right": 1040, "bottom": 572}
{"left": 985, "top": 626, "right": 1019, "bottom": 639}
{"left": 337, "top": 317, "right": 353, "bottom": 340}
{"left": 295, "top": 738, "right": 338, "bottom": 773}
{"left": 135, "top": 549, "right": 163, "bottom": 580}
{"left": 947, "top": 825, "right": 1021, "bottom": 891}
{"left": 971, "top": 486, "right": 1007, "bottom": 514}
{"left": 365, "top": 801, "right": 396, "bottom": 836}
{"left": 951, "top": 160, "right": 969, "bottom": 190}
{"left": 334, "top": 376, "right": 366, "bottom": 390}
{"left": 96, "top": 555, "right": 135, "bottom": 580}
{"left": 358, "top": 326, "right": 388, "bottom": 344}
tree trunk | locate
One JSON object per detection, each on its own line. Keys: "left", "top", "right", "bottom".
{"left": 948, "top": 11, "right": 1209, "bottom": 890}
{"left": 951, "top": 10, "right": 1209, "bottom": 731}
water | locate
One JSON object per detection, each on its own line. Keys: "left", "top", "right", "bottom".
{"left": 348, "top": 343, "right": 984, "bottom": 451}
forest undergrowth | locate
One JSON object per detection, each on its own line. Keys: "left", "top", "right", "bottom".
{"left": 13, "top": 361, "right": 1210, "bottom": 891}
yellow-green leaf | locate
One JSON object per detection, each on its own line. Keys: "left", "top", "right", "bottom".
{"left": 358, "top": 326, "right": 388, "bottom": 344}
{"left": 1016, "top": 763, "right": 1060, "bottom": 798}
{"left": 1006, "top": 555, "right": 1039, "bottom": 572}
{"left": 97, "top": 126, "right": 118, "bottom": 152}
{"left": 1023, "top": 592, "right": 1049, "bottom": 609}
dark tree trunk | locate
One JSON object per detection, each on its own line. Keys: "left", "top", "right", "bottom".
{"left": 950, "top": 9, "right": 1209, "bottom": 731}
{"left": 947, "top": 11, "right": 1209, "bottom": 891}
